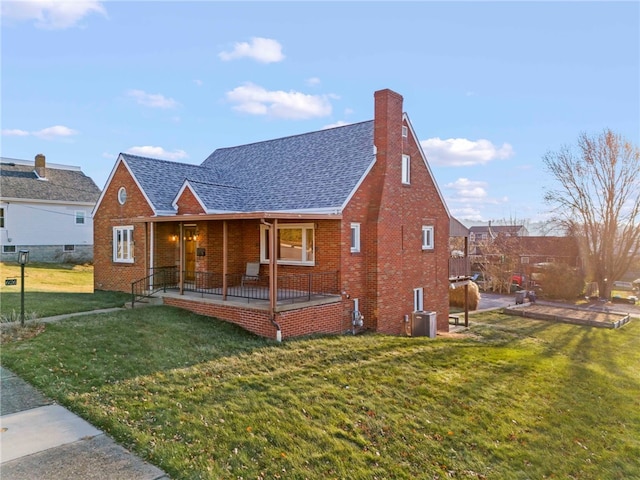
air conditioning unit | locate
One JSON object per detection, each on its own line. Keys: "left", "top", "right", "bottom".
{"left": 411, "top": 311, "right": 437, "bottom": 338}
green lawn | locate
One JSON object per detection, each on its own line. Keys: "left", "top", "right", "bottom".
{"left": 0, "top": 262, "right": 130, "bottom": 320}
{"left": 2, "top": 306, "right": 638, "bottom": 479}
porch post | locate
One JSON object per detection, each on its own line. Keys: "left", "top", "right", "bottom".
{"left": 269, "top": 219, "right": 278, "bottom": 315}
{"left": 149, "top": 222, "right": 154, "bottom": 288}
{"left": 179, "top": 222, "right": 184, "bottom": 295}
{"left": 222, "top": 220, "right": 228, "bottom": 300}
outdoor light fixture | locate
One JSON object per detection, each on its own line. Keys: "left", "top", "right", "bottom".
{"left": 18, "top": 250, "right": 29, "bottom": 265}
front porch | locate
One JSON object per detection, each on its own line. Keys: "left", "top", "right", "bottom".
{"left": 131, "top": 267, "right": 345, "bottom": 340}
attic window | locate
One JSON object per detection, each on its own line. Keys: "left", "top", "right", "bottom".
{"left": 402, "top": 126, "right": 408, "bottom": 137}
{"left": 118, "top": 187, "right": 127, "bottom": 205}
{"left": 402, "top": 155, "right": 411, "bottom": 184}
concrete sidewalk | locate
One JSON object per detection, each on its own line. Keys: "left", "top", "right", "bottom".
{"left": 0, "top": 367, "right": 169, "bottom": 479}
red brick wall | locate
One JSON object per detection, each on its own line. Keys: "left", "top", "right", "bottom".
{"left": 341, "top": 89, "right": 450, "bottom": 334}
{"left": 162, "top": 296, "right": 344, "bottom": 339}
{"left": 94, "top": 160, "right": 153, "bottom": 292}
{"left": 176, "top": 186, "right": 205, "bottom": 215}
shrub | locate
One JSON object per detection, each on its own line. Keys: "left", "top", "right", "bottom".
{"left": 538, "top": 263, "right": 585, "bottom": 300}
{"left": 449, "top": 281, "right": 480, "bottom": 310}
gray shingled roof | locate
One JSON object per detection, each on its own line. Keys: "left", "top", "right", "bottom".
{"left": 0, "top": 159, "right": 101, "bottom": 203}
{"left": 122, "top": 120, "right": 375, "bottom": 214}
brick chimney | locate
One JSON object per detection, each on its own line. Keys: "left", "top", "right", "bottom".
{"left": 374, "top": 89, "right": 404, "bottom": 172}
{"left": 35, "top": 154, "right": 46, "bottom": 178}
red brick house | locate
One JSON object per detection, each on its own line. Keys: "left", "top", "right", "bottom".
{"left": 93, "top": 89, "right": 467, "bottom": 339}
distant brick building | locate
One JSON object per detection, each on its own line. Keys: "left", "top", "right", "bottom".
{"left": 93, "top": 89, "right": 462, "bottom": 339}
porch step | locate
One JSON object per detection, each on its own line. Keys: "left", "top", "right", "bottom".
{"left": 124, "top": 296, "right": 163, "bottom": 309}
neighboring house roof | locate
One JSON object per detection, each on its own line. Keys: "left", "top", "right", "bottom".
{"left": 0, "top": 158, "right": 101, "bottom": 203}
{"left": 112, "top": 120, "right": 376, "bottom": 215}
{"left": 469, "top": 224, "right": 528, "bottom": 238}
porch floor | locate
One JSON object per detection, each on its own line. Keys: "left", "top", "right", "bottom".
{"left": 156, "top": 287, "right": 341, "bottom": 313}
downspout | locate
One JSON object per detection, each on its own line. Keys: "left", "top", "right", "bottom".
{"left": 261, "top": 218, "right": 282, "bottom": 341}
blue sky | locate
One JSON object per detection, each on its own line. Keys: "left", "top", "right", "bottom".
{"left": 2, "top": 1, "right": 638, "bottom": 225}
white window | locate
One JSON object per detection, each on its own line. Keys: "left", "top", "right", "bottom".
{"left": 402, "top": 125, "right": 408, "bottom": 137}
{"left": 414, "top": 287, "right": 424, "bottom": 312}
{"left": 421, "top": 225, "right": 434, "bottom": 250}
{"left": 75, "top": 211, "right": 85, "bottom": 225}
{"left": 117, "top": 187, "right": 127, "bottom": 205}
{"left": 350, "top": 223, "right": 361, "bottom": 253}
{"left": 521, "top": 256, "right": 529, "bottom": 264}
{"left": 113, "top": 225, "right": 134, "bottom": 263}
{"left": 402, "top": 155, "right": 411, "bottom": 184}
{"left": 260, "top": 223, "right": 315, "bottom": 265}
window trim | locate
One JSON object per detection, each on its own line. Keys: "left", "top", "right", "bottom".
{"left": 421, "top": 225, "right": 434, "bottom": 250}
{"left": 402, "top": 125, "right": 408, "bottom": 137}
{"left": 414, "top": 287, "right": 424, "bottom": 312}
{"left": 350, "top": 223, "right": 361, "bottom": 253}
{"left": 260, "top": 223, "right": 315, "bottom": 266}
{"left": 75, "top": 211, "right": 86, "bottom": 225}
{"left": 113, "top": 225, "right": 134, "bottom": 263}
{"left": 402, "top": 154, "right": 411, "bottom": 184}
{"left": 64, "top": 244, "right": 75, "bottom": 252}
{"left": 3, "top": 245, "right": 16, "bottom": 253}
{"left": 117, "top": 187, "right": 127, "bottom": 205}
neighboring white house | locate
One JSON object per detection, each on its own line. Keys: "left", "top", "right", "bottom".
{"left": 0, "top": 154, "right": 101, "bottom": 263}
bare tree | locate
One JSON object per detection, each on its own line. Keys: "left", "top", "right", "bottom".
{"left": 543, "top": 129, "right": 640, "bottom": 299}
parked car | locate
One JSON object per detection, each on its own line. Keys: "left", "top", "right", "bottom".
{"left": 612, "top": 281, "right": 635, "bottom": 291}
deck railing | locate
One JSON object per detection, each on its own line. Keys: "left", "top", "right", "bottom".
{"left": 449, "top": 256, "right": 471, "bottom": 279}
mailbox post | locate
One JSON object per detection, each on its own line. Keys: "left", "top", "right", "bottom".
{"left": 18, "top": 250, "right": 29, "bottom": 326}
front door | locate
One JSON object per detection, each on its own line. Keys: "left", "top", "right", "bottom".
{"left": 184, "top": 226, "right": 197, "bottom": 281}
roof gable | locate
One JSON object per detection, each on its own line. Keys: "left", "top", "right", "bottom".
{"left": 103, "top": 121, "right": 376, "bottom": 216}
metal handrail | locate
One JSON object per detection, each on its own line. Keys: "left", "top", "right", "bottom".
{"left": 131, "top": 266, "right": 178, "bottom": 307}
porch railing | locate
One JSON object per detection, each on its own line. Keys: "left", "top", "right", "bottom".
{"left": 183, "top": 270, "right": 340, "bottom": 303}
{"left": 132, "top": 268, "right": 339, "bottom": 306}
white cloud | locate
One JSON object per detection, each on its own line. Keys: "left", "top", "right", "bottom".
{"left": 443, "top": 177, "right": 511, "bottom": 221}
{"left": 450, "top": 206, "right": 483, "bottom": 222}
{"left": 306, "top": 77, "right": 321, "bottom": 86}
{"left": 322, "top": 121, "right": 350, "bottom": 130}
{"left": 127, "top": 89, "right": 179, "bottom": 109}
{"left": 445, "top": 178, "right": 488, "bottom": 200}
{"left": 1, "top": 0, "right": 107, "bottom": 29}
{"left": 218, "top": 37, "right": 285, "bottom": 64}
{"left": 1, "top": 129, "right": 29, "bottom": 136}
{"left": 421, "top": 137, "right": 514, "bottom": 167}
{"left": 225, "top": 83, "right": 333, "bottom": 119}
{"left": 2, "top": 126, "right": 78, "bottom": 139}
{"left": 193, "top": 79, "right": 203, "bottom": 87}
{"left": 126, "top": 146, "right": 188, "bottom": 161}
{"left": 33, "top": 125, "right": 79, "bottom": 139}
